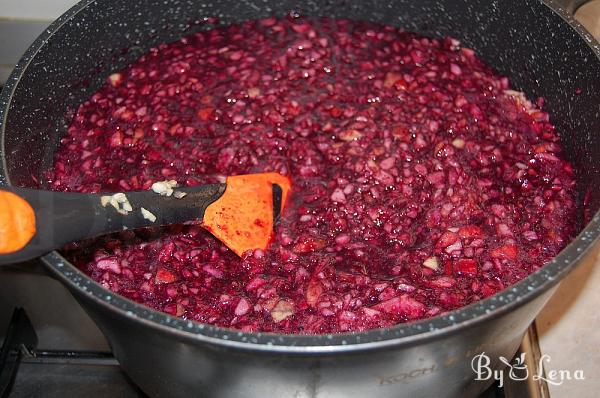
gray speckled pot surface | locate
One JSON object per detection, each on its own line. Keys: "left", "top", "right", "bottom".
{"left": 0, "top": 0, "right": 600, "bottom": 396}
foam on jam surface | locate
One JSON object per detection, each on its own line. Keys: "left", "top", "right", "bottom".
{"left": 48, "top": 17, "right": 578, "bottom": 333}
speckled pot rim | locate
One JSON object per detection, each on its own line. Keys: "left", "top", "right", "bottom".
{"left": 1, "top": 0, "right": 600, "bottom": 353}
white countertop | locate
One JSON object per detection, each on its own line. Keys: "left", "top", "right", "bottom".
{"left": 536, "top": 247, "right": 600, "bottom": 397}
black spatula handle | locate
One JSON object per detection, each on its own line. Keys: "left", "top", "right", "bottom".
{"left": 0, "top": 184, "right": 225, "bottom": 264}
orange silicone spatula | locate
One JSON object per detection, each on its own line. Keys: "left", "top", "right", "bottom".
{"left": 203, "top": 173, "right": 291, "bottom": 256}
{"left": 0, "top": 172, "right": 290, "bottom": 264}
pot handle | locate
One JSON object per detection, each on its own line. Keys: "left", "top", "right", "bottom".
{"left": 552, "top": 0, "right": 595, "bottom": 14}
{"left": 0, "top": 189, "right": 37, "bottom": 259}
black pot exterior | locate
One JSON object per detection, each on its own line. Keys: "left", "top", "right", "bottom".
{"left": 1, "top": 1, "right": 600, "bottom": 397}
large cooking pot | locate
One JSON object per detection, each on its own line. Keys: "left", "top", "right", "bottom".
{"left": 1, "top": 0, "right": 599, "bottom": 397}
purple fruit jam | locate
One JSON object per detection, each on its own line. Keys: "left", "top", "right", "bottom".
{"left": 47, "top": 17, "right": 578, "bottom": 333}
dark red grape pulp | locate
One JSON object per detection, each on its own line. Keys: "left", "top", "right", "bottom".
{"left": 47, "top": 17, "right": 578, "bottom": 333}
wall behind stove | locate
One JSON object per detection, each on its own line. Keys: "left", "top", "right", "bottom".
{"left": 0, "top": 0, "right": 77, "bottom": 83}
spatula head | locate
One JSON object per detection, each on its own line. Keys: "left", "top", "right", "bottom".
{"left": 202, "top": 173, "right": 291, "bottom": 257}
